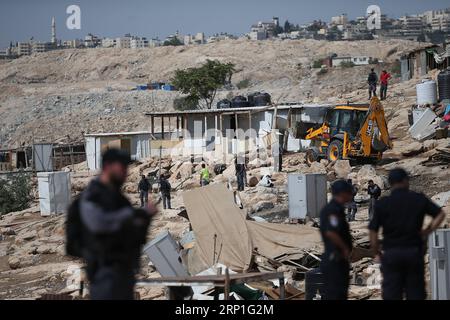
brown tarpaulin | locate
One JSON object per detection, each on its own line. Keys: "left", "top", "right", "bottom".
{"left": 183, "top": 184, "right": 321, "bottom": 272}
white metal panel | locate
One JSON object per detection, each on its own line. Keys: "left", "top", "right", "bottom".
{"left": 37, "top": 172, "right": 71, "bottom": 216}
{"left": 143, "top": 230, "right": 188, "bottom": 277}
{"left": 288, "top": 174, "right": 308, "bottom": 219}
{"left": 85, "top": 136, "right": 98, "bottom": 171}
{"left": 33, "top": 144, "right": 53, "bottom": 172}
{"left": 307, "top": 174, "right": 327, "bottom": 219}
{"left": 37, "top": 173, "right": 51, "bottom": 216}
{"left": 429, "top": 229, "right": 450, "bottom": 300}
{"left": 51, "top": 172, "right": 71, "bottom": 214}
{"left": 288, "top": 174, "right": 327, "bottom": 219}
{"left": 95, "top": 137, "right": 101, "bottom": 170}
{"left": 408, "top": 108, "right": 437, "bottom": 140}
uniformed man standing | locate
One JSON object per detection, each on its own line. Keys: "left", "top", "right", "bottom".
{"left": 369, "top": 168, "right": 445, "bottom": 300}
{"left": 367, "top": 179, "right": 381, "bottom": 221}
{"left": 66, "top": 149, "right": 157, "bottom": 300}
{"left": 320, "top": 180, "right": 354, "bottom": 300}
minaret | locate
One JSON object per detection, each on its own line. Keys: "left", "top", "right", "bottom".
{"left": 51, "top": 17, "right": 56, "bottom": 45}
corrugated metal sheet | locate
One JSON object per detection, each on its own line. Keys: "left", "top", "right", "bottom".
{"left": 145, "top": 103, "right": 333, "bottom": 116}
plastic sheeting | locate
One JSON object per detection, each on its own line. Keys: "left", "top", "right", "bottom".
{"left": 183, "top": 184, "right": 253, "bottom": 272}
{"left": 183, "top": 184, "right": 321, "bottom": 272}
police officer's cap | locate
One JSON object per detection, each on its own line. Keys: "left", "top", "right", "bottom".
{"left": 102, "top": 148, "right": 131, "bottom": 168}
{"left": 388, "top": 168, "right": 409, "bottom": 185}
{"left": 331, "top": 179, "right": 353, "bottom": 196}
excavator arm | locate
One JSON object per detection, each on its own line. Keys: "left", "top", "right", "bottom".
{"left": 305, "top": 124, "right": 329, "bottom": 141}
{"left": 358, "top": 96, "right": 392, "bottom": 156}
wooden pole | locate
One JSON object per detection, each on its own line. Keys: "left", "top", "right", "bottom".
{"left": 279, "top": 275, "right": 286, "bottom": 300}
{"left": 224, "top": 268, "right": 230, "bottom": 300}
{"left": 161, "top": 116, "right": 165, "bottom": 140}
{"left": 70, "top": 145, "right": 74, "bottom": 171}
{"left": 151, "top": 116, "right": 155, "bottom": 137}
{"left": 168, "top": 116, "right": 171, "bottom": 140}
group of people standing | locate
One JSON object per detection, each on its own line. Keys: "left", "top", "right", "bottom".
{"left": 138, "top": 174, "right": 171, "bottom": 210}
{"left": 320, "top": 168, "right": 445, "bottom": 300}
{"left": 368, "top": 68, "right": 391, "bottom": 100}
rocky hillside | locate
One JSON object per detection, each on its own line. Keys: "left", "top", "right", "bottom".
{"left": 0, "top": 38, "right": 429, "bottom": 148}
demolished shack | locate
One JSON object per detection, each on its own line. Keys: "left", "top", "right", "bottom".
{"left": 145, "top": 104, "right": 332, "bottom": 160}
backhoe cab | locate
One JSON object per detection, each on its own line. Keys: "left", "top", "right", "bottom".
{"left": 303, "top": 97, "right": 392, "bottom": 164}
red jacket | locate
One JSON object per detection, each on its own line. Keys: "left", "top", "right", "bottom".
{"left": 380, "top": 72, "right": 391, "bottom": 85}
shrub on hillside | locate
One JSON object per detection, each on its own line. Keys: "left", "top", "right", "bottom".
{"left": 0, "top": 171, "right": 32, "bottom": 215}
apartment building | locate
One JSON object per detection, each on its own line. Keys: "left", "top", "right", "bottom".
{"left": 432, "top": 14, "right": 450, "bottom": 32}
{"left": 18, "top": 42, "right": 31, "bottom": 56}
{"left": 331, "top": 14, "right": 348, "bottom": 26}
{"left": 63, "top": 39, "right": 82, "bottom": 48}
{"left": 101, "top": 38, "right": 116, "bottom": 48}
{"left": 400, "top": 15, "right": 425, "bottom": 39}
{"left": 84, "top": 34, "right": 101, "bottom": 48}
{"left": 130, "top": 37, "right": 149, "bottom": 48}
{"left": 184, "top": 33, "right": 205, "bottom": 45}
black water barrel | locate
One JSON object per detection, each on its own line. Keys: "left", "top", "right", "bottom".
{"left": 305, "top": 268, "right": 324, "bottom": 300}
{"left": 217, "top": 99, "right": 231, "bottom": 109}
{"left": 254, "top": 93, "right": 271, "bottom": 106}
{"left": 231, "top": 96, "right": 249, "bottom": 108}
{"left": 247, "top": 92, "right": 260, "bottom": 107}
{"left": 438, "top": 68, "right": 450, "bottom": 102}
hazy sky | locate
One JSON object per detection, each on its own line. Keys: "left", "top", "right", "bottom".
{"left": 1, "top": 0, "right": 449, "bottom": 48}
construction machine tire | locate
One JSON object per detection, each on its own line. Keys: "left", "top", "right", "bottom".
{"left": 327, "top": 140, "right": 343, "bottom": 162}
{"left": 306, "top": 149, "right": 319, "bottom": 165}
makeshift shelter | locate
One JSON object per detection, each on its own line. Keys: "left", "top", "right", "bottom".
{"left": 84, "top": 131, "right": 151, "bottom": 171}
{"left": 145, "top": 104, "right": 332, "bottom": 159}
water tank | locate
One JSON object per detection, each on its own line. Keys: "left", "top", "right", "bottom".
{"left": 231, "top": 95, "right": 249, "bottom": 108}
{"left": 254, "top": 93, "right": 271, "bottom": 106}
{"left": 438, "top": 68, "right": 450, "bottom": 102}
{"left": 217, "top": 99, "right": 231, "bottom": 109}
{"left": 416, "top": 80, "right": 437, "bottom": 105}
{"left": 247, "top": 92, "right": 260, "bottom": 107}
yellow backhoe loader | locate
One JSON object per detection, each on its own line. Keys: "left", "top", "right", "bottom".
{"left": 303, "top": 97, "right": 392, "bottom": 163}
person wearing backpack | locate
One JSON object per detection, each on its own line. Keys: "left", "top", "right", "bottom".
{"left": 66, "top": 149, "right": 157, "bottom": 300}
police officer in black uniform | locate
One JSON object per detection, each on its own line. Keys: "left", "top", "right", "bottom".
{"left": 66, "top": 149, "right": 157, "bottom": 300}
{"left": 320, "top": 180, "right": 354, "bottom": 300}
{"left": 369, "top": 168, "right": 445, "bottom": 300}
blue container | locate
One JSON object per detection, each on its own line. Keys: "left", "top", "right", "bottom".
{"left": 149, "top": 83, "right": 161, "bottom": 90}
{"left": 137, "top": 85, "right": 148, "bottom": 91}
{"left": 162, "top": 84, "right": 175, "bottom": 91}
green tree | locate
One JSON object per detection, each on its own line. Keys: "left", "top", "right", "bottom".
{"left": 172, "top": 60, "right": 235, "bottom": 109}
{"left": 163, "top": 37, "right": 183, "bottom": 46}
{"left": 284, "top": 20, "right": 292, "bottom": 33}
{"left": 0, "top": 171, "right": 32, "bottom": 215}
